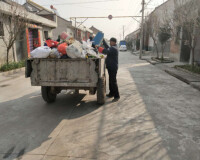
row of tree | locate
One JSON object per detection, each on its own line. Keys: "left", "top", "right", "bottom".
{"left": 145, "top": 0, "right": 200, "bottom": 66}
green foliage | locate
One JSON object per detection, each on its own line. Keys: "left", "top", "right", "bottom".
{"left": 0, "top": 61, "right": 25, "bottom": 72}
{"left": 175, "top": 64, "right": 200, "bottom": 74}
{"left": 158, "top": 26, "right": 171, "bottom": 44}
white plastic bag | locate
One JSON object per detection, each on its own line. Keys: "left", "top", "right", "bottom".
{"left": 49, "top": 48, "right": 62, "bottom": 58}
{"left": 30, "top": 46, "right": 51, "bottom": 58}
{"left": 66, "top": 41, "right": 83, "bottom": 58}
{"left": 81, "top": 50, "right": 87, "bottom": 58}
{"left": 82, "top": 40, "right": 93, "bottom": 50}
{"left": 82, "top": 39, "right": 97, "bottom": 57}
{"left": 88, "top": 49, "right": 97, "bottom": 57}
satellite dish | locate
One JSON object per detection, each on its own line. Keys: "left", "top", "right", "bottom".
{"left": 108, "top": 15, "right": 113, "bottom": 20}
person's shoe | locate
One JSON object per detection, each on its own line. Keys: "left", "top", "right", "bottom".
{"left": 106, "top": 94, "right": 114, "bottom": 98}
{"left": 112, "top": 97, "right": 120, "bottom": 102}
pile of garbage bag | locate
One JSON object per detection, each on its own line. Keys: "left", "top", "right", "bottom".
{"left": 30, "top": 31, "right": 105, "bottom": 59}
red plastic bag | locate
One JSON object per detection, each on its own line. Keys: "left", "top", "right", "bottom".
{"left": 98, "top": 47, "right": 104, "bottom": 53}
{"left": 45, "top": 39, "right": 59, "bottom": 48}
{"left": 57, "top": 43, "right": 68, "bottom": 55}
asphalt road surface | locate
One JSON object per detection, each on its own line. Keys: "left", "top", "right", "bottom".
{"left": 0, "top": 51, "right": 200, "bottom": 160}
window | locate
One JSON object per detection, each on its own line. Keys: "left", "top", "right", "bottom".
{"left": 0, "top": 21, "right": 4, "bottom": 36}
{"left": 44, "top": 31, "right": 48, "bottom": 40}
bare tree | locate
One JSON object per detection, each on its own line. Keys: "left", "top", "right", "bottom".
{"left": 170, "top": 0, "right": 200, "bottom": 66}
{"left": 158, "top": 25, "right": 171, "bottom": 60}
{"left": 146, "top": 14, "right": 160, "bottom": 58}
{"left": 0, "top": 0, "right": 27, "bottom": 64}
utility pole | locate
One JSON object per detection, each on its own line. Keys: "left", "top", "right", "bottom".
{"left": 75, "top": 18, "right": 77, "bottom": 39}
{"left": 123, "top": 25, "right": 125, "bottom": 40}
{"left": 140, "top": 0, "right": 145, "bottom": 59}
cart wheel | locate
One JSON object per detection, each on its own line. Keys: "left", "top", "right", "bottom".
{"left": 41, "top": 86, "right": 57, "bottom": 103}
{"left": 97, "top": 76, "right": 106, "bottom": 105}
{"left": 74, "top": 89, "right": 79, "bottom": 95}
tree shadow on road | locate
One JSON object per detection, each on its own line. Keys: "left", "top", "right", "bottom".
{"left": 0, "top": 90, "right": 100, "bottom": 160}
{"left": 120, "top": 62, "right": 200, "bottom": 160}
{"left": 87, "top": 60, "right": 199, "bottom": 160}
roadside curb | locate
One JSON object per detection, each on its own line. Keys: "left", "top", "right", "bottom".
{"left": 190, "top": 82, "right": 200, "bottom": 91}
{"left": 165, "top": 69, "right": 190, "bottom": 84}
{"left": 175, "top": 66, "right": 200, "bottom": 78}
{"left": 142, "top": 58, "right": 160, "bottom": 65}
{"left": 0, "top": 67, "right": 25, "bottom": 77}
{"left": 145, "top": 59, "right": 159, "bottom": 65}
{"left": 165, "top": 68, "right": 200, "bottom": 91}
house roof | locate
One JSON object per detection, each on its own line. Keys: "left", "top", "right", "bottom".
{"left": 89, "top": 26, "right": 101, "bottom": 33}
{"left": 72, "top": 24, "right": 93, "bottom": 33}
{"left": 0, "top": 0, "right": 57, "bottom": 28}
{"left": 25, "top": 0, "right": 92, "bottom": 32}
{"left": 26, "top": 0, "right": 54, "bottom": 14}
{"left": 148, "top": 0, "right": 173, "bottom": 16}
{"left": 125, "top": 29, "right": 140, "bottom": 37}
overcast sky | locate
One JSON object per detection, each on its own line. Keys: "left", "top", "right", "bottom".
{"left": 22, "top": 0, "right": 167, "bottom": 40}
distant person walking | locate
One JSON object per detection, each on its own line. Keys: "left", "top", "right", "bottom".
{"left": 96, "top": 38, "right": 120, "bottom": 102}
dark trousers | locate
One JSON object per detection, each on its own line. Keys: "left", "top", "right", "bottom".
{"left": 108, "top": 69, "right": 120, "bottom": 98}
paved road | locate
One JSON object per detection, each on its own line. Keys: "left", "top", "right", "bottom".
{"left": 0, "top": 51, "right": 200, "bottom": 160}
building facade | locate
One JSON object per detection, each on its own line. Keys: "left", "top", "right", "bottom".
{"left": 125, "top": 29, "right": 140, "bottom": 51}
{"left": 0, "top": 0, "right": 57, "bottom": 65}
{"left": 128, "top": 0, "right": 200, "bottom": 63}
{"left": 89, "top": 26, "right": 101, "bottom": 36}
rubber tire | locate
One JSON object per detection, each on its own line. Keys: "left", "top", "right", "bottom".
{"left": 74, "top": 89, "right": 79, "bottom": 95}
{"left": 97, "top": 77, "right": 106, "bottom": 105}
{"left": 41, "top": 86, "right": 57, "bottom": 103}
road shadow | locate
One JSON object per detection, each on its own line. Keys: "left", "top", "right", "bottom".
{"left": 89, "top": 58, "right": 200, "bottom": 160}
{"left": 123, "top": 62, "right": 200, "bottom": 160}
{"left": 0, "top": 90, "right": 99, "bottom": 160}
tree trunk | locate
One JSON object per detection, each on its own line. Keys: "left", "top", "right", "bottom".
{"left": 6, "top": 49, "right": 9, "bottom": 65}
{"left": 12, "top": 45, "right": 16, "bottom": 62}
{"left": 153, "top": 39, "right": 159, "bottom": 58}
{"left": 189, "top": 47, "right": 195, "bottom": 66}
{"left": 190, "top": 21, "right": 196, "bottom": 66}
{"left": 161, "top": 45, "right": 164, "bottom": 60}
{"left": 155, "top": 44, "right": 159, "bottom": 58}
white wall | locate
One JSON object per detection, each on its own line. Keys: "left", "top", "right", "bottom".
{"left": 0, "top": 18, "right": 16, "bottom": 65}
{"left": 42, "top": 26, "right": 53, "bottom": 41}
{"left": 67, "top": 27, "right": 75, "bottom": 38}
{"left": 148, "top": 37, "right": 154, "bottom": 48}
{"left": 0, "top": 1, "right": 57, "bottom": 28}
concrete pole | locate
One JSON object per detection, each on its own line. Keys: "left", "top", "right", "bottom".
{"left": 139, "top": 0, "right": 145, "bottom": 59}
{"left": 75, "top": 18, "right": 77, "bottom": 39}
{"left": 123, "top": 25, "right": 125, "bottom": 40}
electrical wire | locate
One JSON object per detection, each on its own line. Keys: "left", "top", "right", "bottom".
{"left": 42, "top": 0, "right": 119, "bottom": 6}
{"left": 44, "top": 4, "right": 134, "bottom": 11}
{"left": 145, "top": 0, "right": 153, "bottom": 7}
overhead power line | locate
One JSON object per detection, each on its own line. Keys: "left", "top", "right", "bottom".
{"left": 55, "top": 4, "right": 134, "bottom": 11}
{"left": 42, "top": 0, "right": 119, "bottom": 6}
{"left": 145, "top": 0, "right": 153, "bottom": 6}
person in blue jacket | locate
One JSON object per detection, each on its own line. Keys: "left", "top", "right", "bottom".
{"left": 96, "top": 38, "right": 120, "bottom": 102}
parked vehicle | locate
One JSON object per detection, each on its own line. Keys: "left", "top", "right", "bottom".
{"left": 119, "top": 40, "right": 127, "bottom": 51}
{"left": 119, "top": 40, "right": 127, "bottom": 46}
{"left": 25, "top": 58, "right": 106, "bottom": 104}
{"left": 119, "top": 45, "right": 127, "bottom": 51}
